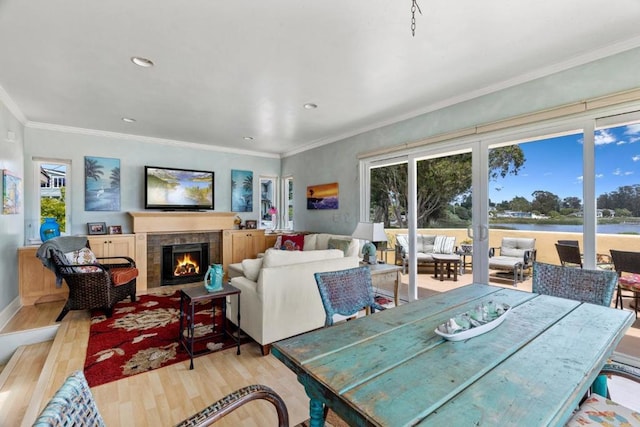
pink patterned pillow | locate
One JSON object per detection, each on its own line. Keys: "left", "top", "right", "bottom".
{"left": 64, "top": 247, "right": 101, "bottom": 273}
{"left": 618, "top": 274, "right": 640, "bottom": 291}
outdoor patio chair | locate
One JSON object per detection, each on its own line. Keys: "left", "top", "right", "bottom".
{"left": 488, "top": 237, "right": 536, "bottom": 286}
{"left": 531, "top": 261, "right": 617, "bottom": 307}
{"left": 314, "top": 266, "right": 386, "bottom": 327}
{"left": 33, "top": 371, "right": 289, "bottom": 427}
{"left": 555, "top": 243, "right": 583, "bottom": 268}
{"left": 36, "top": 236, "right": 138, "bottom": 321}
{"left": 609, "top": 249, "right": 640, "bottom": 318}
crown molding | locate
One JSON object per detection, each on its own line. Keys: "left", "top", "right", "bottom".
{"left": 0, "top": 84, "right": 27, "bottom": 125}
{"left": 25, "top": 122, "right": 281, "bottom": 159}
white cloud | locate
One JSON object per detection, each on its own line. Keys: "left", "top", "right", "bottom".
{"left": 577, "top": 175, "right": 583, "bottom": 181}
{"left": 613, "top": 168, "right": 622, "bottom": 176}
{"left": 596, "top": 173, "right": 604, "bottom": 178}
{"left": 543, "top": 172, "right": 552, "bottom": 176}
{"left": 595, "top": 129, "right": 618, "bottom": 146}
{"left": 631, "top": 136, "right": 640, "bottom": 143}
{"left": 617, "top": 140, "right": 628, "bottom": 145}
{"left": 626, "top": 171, "right": 635, "bottom": 175}
{"left": 633, "top": 155, "right": 640, "bottom": 162}
{"left": 624, "top": 124, "right": 640, "bottom": 135}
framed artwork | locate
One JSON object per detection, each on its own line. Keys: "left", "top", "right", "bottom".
{"left": 245, "top": 220, "right": 257, "bottom": 229}
{"left": 87, "top": 222, "right": 107, "bottom": 235}
{"left": 307, "top": 182, "right": 339, "bottom": 210}
{"left": 108, "top": 225, "right": 122, "bottom": 234}
{"left": 85, "top": 156, "right": 121, "bottom": 211}
{"left": 2, "top": 170, "right": 22, "bottom": 214}
{"left": 231, "top": 169, "right": 253, "bottom": 212}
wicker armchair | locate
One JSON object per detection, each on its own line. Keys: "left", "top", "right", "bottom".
{"left": 531, "top": 261, "right": 617, "bottom": 307}
{"left": 609, "top": 249, "right": 640, "bottom": 318}
{"left": 38, "top": 236, "right": 138, "bottom": 321}
{"left": 33, "top": 371, "right": 289, "bottom": 427}
{"left": 314, "top": 266, "right": 386, "bottom": 327}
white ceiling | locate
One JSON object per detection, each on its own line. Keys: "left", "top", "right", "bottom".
{"left": 1, "top": 1, "right": 640, "bottom": 157}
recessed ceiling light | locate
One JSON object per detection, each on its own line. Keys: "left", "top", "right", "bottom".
{"left": 243, "top": 136, "right": 254, "bottom": 141}
{"left": 303, "top": 103, "right": 318, "bottom": 110}
{"left": 122, "top": 117, "right": 136, "bottom": 123}
{"left": 131, "top": 56, "right": 154, "bottom": 67}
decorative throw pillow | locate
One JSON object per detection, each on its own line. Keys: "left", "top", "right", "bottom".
{"left": 273, "top": 235, "right": 282, "bottom": 248}
{"left": 303, "top": 233, "right": 318, "bottom": 251}
{"left": 328, "top": 238, "right": 351, "bottom": 256}
{"left": 63, "top": 247, "right": 101, "bottom": 273}
{"left": 279, "top": 234, "right": 304, "bottom": 251}
{"left": 241, "top": 258, "right": 263, "bottom": 282}
{"left": 433, "top": 236, "right": 455, "bottom": 254}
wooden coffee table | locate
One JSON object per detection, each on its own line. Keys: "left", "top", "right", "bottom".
{"left": 432, "top": 254, "right": 460, "bottom": 282}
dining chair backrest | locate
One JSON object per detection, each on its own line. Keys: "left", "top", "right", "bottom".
{"left": 555, "top": 243, "right": 583, "bottom": 268}
{"left": 531, "top": 261, "right": 617, "bottom": 307}
{"left": 610, "top": 249, "right": 640, "bottom": 275}
{"left": 557, "top": 240, "right": 579, "bottom": 247}
{"left": 314, "top": 266, "right": 385, "bottom": 327}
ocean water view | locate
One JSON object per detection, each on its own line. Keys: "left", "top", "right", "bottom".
{"left": 491, "top": 223, "right": 640, "bottom": 234}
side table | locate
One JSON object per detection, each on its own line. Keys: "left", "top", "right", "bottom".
{"left": 431, "top": 254, "right": 460, "bottom": 282}
{"left": 364, "top": 263, "right": 402, "bottom": 307}
{"left": 179, "top": 284, "right": 241, "bottom": 370}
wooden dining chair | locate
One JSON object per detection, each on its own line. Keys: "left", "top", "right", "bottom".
{"left": 314, "top": 266, "right": 386, "bottom": 327}
{"left": 531, "top": 261, "right": 617, "bottom": 307}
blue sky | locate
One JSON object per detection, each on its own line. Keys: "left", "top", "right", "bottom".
{"left": 490, "top": 123, "right": 640, "bottom": 204}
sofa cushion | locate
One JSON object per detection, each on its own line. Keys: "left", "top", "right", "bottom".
{"left": 303, "top": 234, "right": 318, "bottom": 250}
{"left": 500, "top": 237, "right": 535, "bottom": 258}
{"left": 241, "top": 258, "right": 263, "bottom": 281}
{"left": 328, "top": 238, "right": 352, "bottom": 256}
{"left": 262, "top": 248, "right": 344, "bottom": 268}
{"left": 433, "top": 235, "right": 455, "bottom": 254}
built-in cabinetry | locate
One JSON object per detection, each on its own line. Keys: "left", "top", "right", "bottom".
{"left": 18, "top": 246, "right": 68, "bottom": 306}
{"left": 87, "top": 234, "right": 135, "bottom": 258}
{"left": 222, "top": 229, "right": 269, "bottom": 279}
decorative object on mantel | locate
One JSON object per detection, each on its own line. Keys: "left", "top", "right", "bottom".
{"left": 40, "top": 217, "right": 61, "bottom": 241}
{"left": 245, "top": 220, "right": 257, "bottom": 229}
{"left": 204, "top": 264, "right": 224, "bottom": 292}
{"left": 233, "top": 215, "right": 242, "bottom": 229}
{"left": 307, "top": 182, "right": 339, "bottom": 210}
{"left": 435, "top": 301, "right": 510, "bottom": 341}
{"left": 352, "top": 222, "right": 388, "bottom": 264}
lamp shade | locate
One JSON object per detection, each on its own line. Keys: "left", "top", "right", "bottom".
{"left": 352, "top": 222, "right": 387, "bottom": 243}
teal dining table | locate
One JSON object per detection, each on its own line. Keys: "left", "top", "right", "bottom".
{"left": 272, "top": 283, "right": 634, "bottom": 426}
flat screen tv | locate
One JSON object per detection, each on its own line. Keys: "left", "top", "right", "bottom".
{"left": 144, "top": 166, "right": 214, "bottom": 210}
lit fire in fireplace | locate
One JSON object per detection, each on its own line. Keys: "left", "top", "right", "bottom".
{"left": 174, "top": 253, "right": 200, "bottom": 276}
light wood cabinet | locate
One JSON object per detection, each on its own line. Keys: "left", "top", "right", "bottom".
{"left": 222, "top": 229, "right": 268, "bottom": 279}
{"left": 19, "top": 246, "right": 68, "bottom": 306}
{"left": 87, "top": 234, "right": 135, "bottom": 259}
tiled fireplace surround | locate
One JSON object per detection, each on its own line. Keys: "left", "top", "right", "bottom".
{"left": 129, "top": 211, "right": 236, "bottom": 291}
{"left": 147, "top": 232, "right": 221, "bottom": 288}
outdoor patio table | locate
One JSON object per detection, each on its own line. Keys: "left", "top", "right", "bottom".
{"left": 272, "top": 284, "right": 633, "bottom": 427}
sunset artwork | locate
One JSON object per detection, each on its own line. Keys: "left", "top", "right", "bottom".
{"left": 307, "top": 182, "right": 338, "bottom": 210}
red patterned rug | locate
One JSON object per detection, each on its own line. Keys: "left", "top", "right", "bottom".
{"left": 84, "top": 291, "right": 244, "bottom": 387}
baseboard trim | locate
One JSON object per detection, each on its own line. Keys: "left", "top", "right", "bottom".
{"left": 0, "top": 296, "right": 21, "bottom": 332}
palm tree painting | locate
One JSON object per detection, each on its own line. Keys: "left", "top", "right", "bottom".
{"left": 307, "top": 182, "right": 339, "bottom": 210}
{"left": 85, "top": 156, "right": 121, "bottom": 211}
{"left": 231, "top": 169, "right": 253, "bottom": 212}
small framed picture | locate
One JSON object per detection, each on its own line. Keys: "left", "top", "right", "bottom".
{"left": 108, "top": 225, "right": 122, "bottom": 234}
{"left": 87, "top": 222, "right": 107, "bottom": 235}
{"left": 245, "top": 220, "right": 257, "bottom": 229}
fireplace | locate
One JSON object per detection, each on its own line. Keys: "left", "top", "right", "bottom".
{"left": 161, "top": 242, "right": 209, "bottom": 286}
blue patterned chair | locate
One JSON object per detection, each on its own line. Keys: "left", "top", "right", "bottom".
{"left": 532, "top": 261, "right": 617, "bottom": 306}
{"left": 33, "top": 371, "right": 289, "bottom": 427}
{"left": 314, "top": 266, "right": 386, "bottom": 327}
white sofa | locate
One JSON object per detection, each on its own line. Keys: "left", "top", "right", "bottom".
{"left": 226, "top": 248, "right": 360, "bottom": 355}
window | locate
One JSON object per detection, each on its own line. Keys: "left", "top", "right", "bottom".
{"left": 33, "top": 159, "right": 70, "bottom": 241}
{"left": 259, "top": 176, "right": 278, "bottom": 229}
{"left": 283, "top": 176, "right": 294, "bottom": 230}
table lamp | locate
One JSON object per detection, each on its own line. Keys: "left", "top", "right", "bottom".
{"left": 352, "top": 222, "right": 387, "bottom": 264}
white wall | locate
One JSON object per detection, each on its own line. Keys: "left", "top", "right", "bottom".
{"left": 0, "top": 99, "right": 25, "bottom": 313}
{"left": 282, "top": 47, "right": 640, "bottom": 235}
{"left": 23, "top": 128, "right": 280, "bottom": 236}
